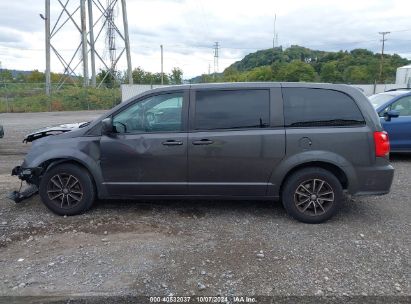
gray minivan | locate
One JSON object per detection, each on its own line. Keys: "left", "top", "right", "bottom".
{"left": 10, "top": 83, "right": 394, "bottom": 223}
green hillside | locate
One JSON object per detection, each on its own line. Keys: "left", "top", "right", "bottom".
{"left": 199, "top": 45, "right": 410, "bottom": 84}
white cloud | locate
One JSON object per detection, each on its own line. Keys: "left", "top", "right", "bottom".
{"left": 0, "top": 0, "right": 410, "bottom": 78}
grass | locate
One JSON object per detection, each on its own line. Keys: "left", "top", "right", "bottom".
{"left": 0, "top": 85, "right": 121, "bottom": 113}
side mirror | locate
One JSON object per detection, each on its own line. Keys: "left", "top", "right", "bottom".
{"left": 101, "top": 117, "right": 114, "bottom": 134}
{"left": 384, "top": 110, "right": 400, "bottom": 121}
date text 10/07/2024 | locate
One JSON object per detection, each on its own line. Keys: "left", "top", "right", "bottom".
{"left": 149, "top": 296, "right": 257, "bottom": 303}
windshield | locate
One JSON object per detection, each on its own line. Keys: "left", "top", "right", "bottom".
{"left": 368, "top": 94, "right": 395, "bottom": 108}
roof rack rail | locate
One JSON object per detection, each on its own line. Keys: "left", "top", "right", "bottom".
{"left": 385, "top": 88, "right": 411, "bottom": 92}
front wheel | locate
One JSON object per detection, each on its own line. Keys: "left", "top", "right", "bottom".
{"left": 39, "top": 163, "right": 95, "bottom": 216}
{"left": 281, "top": 167, "right": 343, "bottom": 223}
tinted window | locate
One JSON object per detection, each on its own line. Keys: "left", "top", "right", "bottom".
{"left": 283, "top": 88, "right": 364, "bottom": 127}
{"left": 194, "top": 90, "right": 269, "bottom": 130}
{"left": 113, "top": 92, "right": 183, "bottom": 133}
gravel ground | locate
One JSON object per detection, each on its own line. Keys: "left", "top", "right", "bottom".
{"left": 0, "top": 111, "right": 409, "bottom": 301}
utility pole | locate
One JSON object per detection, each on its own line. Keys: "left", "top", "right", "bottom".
{"left": 213, "top": 42, "right": 219, "bottom": 79}
{"left": 121, "top": 0, "right": 133, "bottom": 84}
{"left": 160, "top": 45, "right": 164, "bottom": 85}
{"left": 45, "top": 0, "right": 51, "bottom": 95}
{"left": 88, "top": 0, "right": 96, "bottom": 87}
{"left": 379, "top": 31, "right": 390, "bottom": 83}
{"left": 273, "top": 13, "right": 276, "bottom": 49}
{"left": 80, "top": 0, "right": 88, "bottom": 87}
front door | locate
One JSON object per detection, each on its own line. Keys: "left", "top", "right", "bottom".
{"left": 188, "top": 88, "right": 285, "bottom": 196}
{"left": 381, "top": 95, "right": 411, "bottom": 151}
{"left": 100, "top": 91, "right": 188, "bottom": 196}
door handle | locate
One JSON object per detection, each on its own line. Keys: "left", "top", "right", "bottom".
{"left": 162, "top": 140, "right": 183, "bottom": 146}
{"left": 192, "top": 139, "right": 214, "bottom": 145}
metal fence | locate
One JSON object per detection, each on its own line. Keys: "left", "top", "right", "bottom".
{"left": 0, "top": 83, "right": 121, "bottom": 113}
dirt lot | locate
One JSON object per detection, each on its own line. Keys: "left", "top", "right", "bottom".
{"left": 0, "top": 111, "right": 409, "bottom": 300}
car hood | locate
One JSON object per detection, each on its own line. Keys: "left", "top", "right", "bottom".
{"left": 23, "top": 122, "right": 88, "bottom": 143}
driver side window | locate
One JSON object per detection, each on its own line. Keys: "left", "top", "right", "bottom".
{"left": 390, "top": 96, "right": 411, "bottom": 116}
{"left": 113, "top": 92, "right": 183, "bottom": 134}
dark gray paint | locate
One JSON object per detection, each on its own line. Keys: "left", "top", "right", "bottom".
{"left": 16, "top": 82, "right": 394, "bottom": 200}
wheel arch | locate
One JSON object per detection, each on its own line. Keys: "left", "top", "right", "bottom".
{"left": 38, "top": 157, "right": 107, "bottom": 198}
{"left": 279, "top": 161, "right": 349, "bottom": 198}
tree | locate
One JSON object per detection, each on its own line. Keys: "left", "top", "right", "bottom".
{"left": 223, "top": 67, "right": 243, "bottom": 82}
{"left": 26, "top": 70, "right": 45, "bottom": 83}
{"left": 96, "top": 69, "right": 121, "bottom": 88}
{"left": 0, "top": 69, "right": 13, "bottom": 83}
{"left": 169, "top": 67, "right": 183, "bottom": 84}
{"left": 343, "top": 66, "right": 369, "bottom": 84}
{"left": 132, "top": 67, "right": 148, "bottom": 84}
{"left": 216, "top": 45, "right": 410, "bottom": 85}
{"left": 320, "top": 62, "right": 343, "bottom": 83}
{"left": 131, "top": 67, "right": 171, "bottom": 85}
{"left": 246, "top": 66, "right": 273, "bottom": 81}
{"left": 278, "top": 60, "right": 317, "bottom": 82}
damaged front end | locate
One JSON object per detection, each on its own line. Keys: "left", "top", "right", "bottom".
{"left": 23, "top": 122, "right": 88, "bottom": 143}
{"left": 8, "top": 121, "right": 90, "bottom": 203}
{"left": 7, "top": 166, "right": 42, "bottom": 203}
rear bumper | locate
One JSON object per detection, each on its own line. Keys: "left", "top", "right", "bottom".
{"left": 352, "top": 163, "right": 394, "bottom": 196}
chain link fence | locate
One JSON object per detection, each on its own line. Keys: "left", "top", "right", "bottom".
{"left": 0, "top": 83, "right": 121, "bottom": 113}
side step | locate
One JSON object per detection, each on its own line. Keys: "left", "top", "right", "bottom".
{"left": 7, "top": 185, "right": 39, "bottom": 203}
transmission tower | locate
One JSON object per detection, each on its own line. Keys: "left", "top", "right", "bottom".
{"left": 43, "top": 0, "right": 133, "bottom": 95}
{"left": 213, "top": 41, "right": 219, "bottom": 77}
{"left": 106, "top": 0, "right": 117, "bottom": 72}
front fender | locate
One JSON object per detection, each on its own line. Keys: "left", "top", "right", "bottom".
{"left": 268, "top": 150, "right": 358, "bottom": 197}
{"left": 23, "top": 140, "right": 108, "bottom": 198}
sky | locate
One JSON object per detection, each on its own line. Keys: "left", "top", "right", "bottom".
{"left": 0, "top": 0, "right": 410, "bottom": 79}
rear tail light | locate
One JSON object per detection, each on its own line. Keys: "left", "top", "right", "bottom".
{"left": 374, "top": 131, "right": 390, "bottom": 157}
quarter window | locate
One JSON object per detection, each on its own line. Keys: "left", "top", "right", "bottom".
{"left": 194, "top": 90, "right": 270, "bottom": 130}
{"left": 283, "top": 88, "right": 365, "bottom": 127}
{"left": 112, "top": 92, "right": 183, "bottom": 133}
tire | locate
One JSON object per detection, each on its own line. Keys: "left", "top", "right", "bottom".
{"left": 281, "top": 167, "right": 343, "bottom": 224}
{"left": 39, "top": 163, "right": 95, "bottom": 216}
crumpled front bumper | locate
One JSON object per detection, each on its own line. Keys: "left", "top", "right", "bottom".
{"left": 7, "top": 166, "right": 42, "bottom": 203}
{"left": 11, "top": 166, "right": 42, "bottom": 182}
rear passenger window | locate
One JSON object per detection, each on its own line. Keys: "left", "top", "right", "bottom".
{"left": 194, "top": 90, "right": 269, "bottom": 130}
{"left": 283, "top": 88, "right": 365, "bottom": 127}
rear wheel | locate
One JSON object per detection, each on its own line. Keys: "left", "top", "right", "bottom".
{"left": 281, "top": 167, "right": 343, "bottom": 223}
{"left": 39, "top": 163, "right": 95, "bottom": 215}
